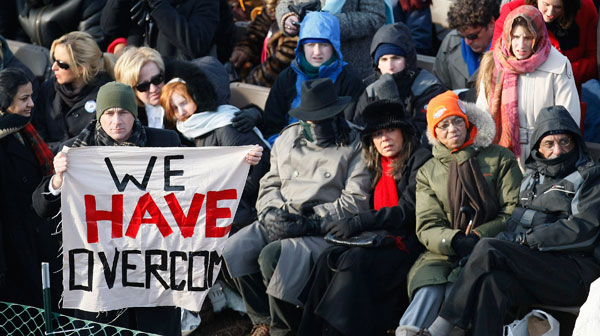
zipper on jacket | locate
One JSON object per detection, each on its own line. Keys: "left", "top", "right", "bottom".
{"left": 35, "top": 6, "right": 49, "bottom": 46}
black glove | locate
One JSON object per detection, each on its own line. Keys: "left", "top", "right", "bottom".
{"left": 372, "top": 74, "right": 400, "bottom": 101}
{"left": 325, "top": 216, "right": 362, "bottom": 239}
{"left": 451, "top": 233, "right": 480, "bottom": 258}
{"left": 496, "top": 231, "right": 527, "bottom": 245}
{"left": 231, "top": 107, "right": 262, "bottom": 133}
{"left": 130, "top": 0, "right": 151, "bottom": 26}
{"left": 288, "top": 1, "right": 321, "bottom": 21}
{"left": 262, "top": 208, "right": 322, "bottom": 241}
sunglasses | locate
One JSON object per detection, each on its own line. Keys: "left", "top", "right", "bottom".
{"left": 136, "top": 73, "right": 164, "bottom": 92}
{"left": 459, "top": 26, "right": 484, "bottom": 41}
{"left": 51, "top": 57, "right": 70, "bottom": 70}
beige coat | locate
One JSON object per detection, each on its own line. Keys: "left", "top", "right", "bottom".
{"left": 476, "top": 47, "right": 580, "bottom": 165}
{"left": 224, "top": 123, "right": 370, "bottom": 304}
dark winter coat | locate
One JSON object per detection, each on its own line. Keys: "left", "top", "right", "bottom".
{"left": 299, "top": 146, "right": 431, "bottom": 336}
{"left": 16, "top": 0, "right": 107, "bottom": 49}
{"left": 101, "top": 0, "right": 234, "bottom": 62}
{"left": 0, "top": 132, "right": 61, "bottom": 310}
{"left": 32, "top": 72, "right": 112, "bottom": 153}
{"left": 516, "top": 106, "right": 600, "bottom": 254}
{"left": 354, "top": 22, "right": 446, "bottom": 134}
{"left": 0, "top": 35, "right": 39, "bottom": 97}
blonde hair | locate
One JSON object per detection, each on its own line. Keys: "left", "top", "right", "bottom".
{"left": 50, "top": 31, "right": 114, "bottom": 85}
{"left": 477, "top": 50, "right": 495, "bottom": 102}
{"left": 160, "top": 81, "right": 195, "bottom": 122}
{"left": 114, "top": 46, "right": 165, "bottom": 105}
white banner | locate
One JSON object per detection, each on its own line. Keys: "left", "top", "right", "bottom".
{"left": 61, "top": 146, "right": 251, "bottom": 312}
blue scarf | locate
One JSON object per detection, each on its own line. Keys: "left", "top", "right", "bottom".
{"left": 460, "top": 38, "right": 491, "bottom": 77}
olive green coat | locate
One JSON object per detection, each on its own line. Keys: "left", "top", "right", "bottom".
{"left": 407, "top": 101, "right": 523, "bottom": 297}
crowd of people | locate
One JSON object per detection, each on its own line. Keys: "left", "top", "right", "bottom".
{"left": 0, "top": 0, "right": 600, "bottom": 335}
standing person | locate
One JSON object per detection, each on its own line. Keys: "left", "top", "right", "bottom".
{"left": 160, "top": 78, "right": 269, "bottom": 231}
{"left": 100, "top": 0, "right": 234, "bottom": 62}
{"left": 492, "top": 0, "right": 598, "bottom": 92}
{"left": 0, "top": 68, "right": 61, "bottom": 311}
{"left": 223, "top": 78, "right": 370, "bottom": 336}
{"left": 261, "top": 11, "right": 364, "bottom": 143}
{"left": 477, "top": 5, "right": 580, "bottom": 166}
{"left": 395, "top": 90, "right": 522, "bottom": 335}
{"left": 353, "top": 22, "right": 446, "bottom": 136}
{"left": 299, "top": 100, "right": 431, "bottom": 336}
{"left": 32, "top": 31, "right": 114, "bottom": 153}
{"left": 426, "top": 105, "right": 600, "bottom": 336}
{"left": 433, "top": 0, "right": 499, "bottom": 90}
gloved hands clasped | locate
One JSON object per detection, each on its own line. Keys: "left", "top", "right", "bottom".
{"left": 261, "top": 207, "right": 323, "bottom": 241}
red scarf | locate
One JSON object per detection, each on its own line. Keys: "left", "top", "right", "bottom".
{"left": 374, "top": 156, "right": 399, "bottom": 210}
{"left": 21, "top": 123, "right": 54, "bottom": 175}
{"left": 489, "top": 5, "right": 551, "bottom": 157}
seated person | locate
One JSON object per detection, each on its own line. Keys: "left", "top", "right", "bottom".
{"left": 433, "top": 0, "right": 499, "bottom": 90}
{"left": 427, "top": 105, "right": 600, "bottom": 336}
{"left": 260, "top": 11, "right": 364, "bottom": 144}
{"left": 299, "top": 100, "right": 432, "bottom": 335}
{"left": 395, "top": 90, "right": 522, "bottom": 335}
{"left": 353, "top": 22, "right": 446, "bottom": 136}
{"left": 222, "top": 78, "right": 370, "bottom": 336}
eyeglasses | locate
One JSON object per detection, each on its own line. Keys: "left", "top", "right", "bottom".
{"left": 51, "top": 57, "right": 70, "bottom": 70}
{"left": 135, "top": 73, "right": 164, "bottom": 92}
{"left": 458, "top": 26, "right": 484, "bottom": 41}
{"left": 539, "top": 137, "right": 573, "bottom": 151}
{"left": 436, "top": 117, "right": 465, "bottom": 131}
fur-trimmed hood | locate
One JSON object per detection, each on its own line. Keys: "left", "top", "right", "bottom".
{"left": 426, "top": 99, "right": 496, "bottom": 150}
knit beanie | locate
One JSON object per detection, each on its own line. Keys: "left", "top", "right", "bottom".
{"left": 373, "top": 43, "right": 407, "bottom": 66}
{"left": 96, "top": 81, "right": 138, "bottom": 119}
{"left": 361, "top": 100, "right": 413, "bottom": 136}
{"left": 426, "top": 90, "right": 470, "bottom": 138}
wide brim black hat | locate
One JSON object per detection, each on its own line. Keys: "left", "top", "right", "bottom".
{"left": 361, "top": 99, "right": 414, "bottom": 136}
{"left": 289, "top": 78, "right": 352, "bottom": 122}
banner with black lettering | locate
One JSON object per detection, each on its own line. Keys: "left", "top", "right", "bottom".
{"left": 61, "top": 146, "right": 251, "bottom": 312}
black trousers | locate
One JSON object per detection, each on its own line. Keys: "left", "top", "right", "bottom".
{"left": 232, "top": 240, "right": 302, "bottom": 336}
{"left": 439, "top": 238, "right": 600, "bottom": 335}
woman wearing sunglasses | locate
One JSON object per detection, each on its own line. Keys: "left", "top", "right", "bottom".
{"left": 32, "top": 31, "right": 114, "bottom": 153}
{"left": 476, "top": 5, "right": 580, "bottom": 168}
{"left": 114, "top": 46, "right": 168, "bottom": 129}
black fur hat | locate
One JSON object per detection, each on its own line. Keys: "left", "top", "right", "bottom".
{"left": 361, "top": 99, "right": 415, "bottom": 137}
{"left": 164, "top": 59, "right": 219, "bottom": 112}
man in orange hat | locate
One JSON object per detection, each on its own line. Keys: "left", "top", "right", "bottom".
{"left": 396, "top": 90, "right": 522, "bottom": 336}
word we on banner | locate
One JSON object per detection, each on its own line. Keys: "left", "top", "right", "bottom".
{"left": 61, "top": 146, "right": 251, "bottom": 312}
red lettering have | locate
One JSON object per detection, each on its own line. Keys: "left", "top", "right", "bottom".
{"left": 125, "top": 193, "right": 174, "bottom": 239}
{"left": 205, "top": 189, "right": 236, "bottom": 238}
{"left": 85, "top": 194, "right": 124, "bottom": 243}
{"left": 165, "top": 192, "right": 205, "bottom": 238}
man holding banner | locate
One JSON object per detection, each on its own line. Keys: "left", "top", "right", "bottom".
{"left": 33, "top": 82, "right": 263, "bottom": 335}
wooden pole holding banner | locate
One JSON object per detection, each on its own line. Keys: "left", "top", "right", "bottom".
{"left": 41, "top": 262, "right": 53, "bottom": 335}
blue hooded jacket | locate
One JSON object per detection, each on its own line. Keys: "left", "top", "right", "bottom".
{"left": 288, "top": 12, "right": 346, "bottom": 123}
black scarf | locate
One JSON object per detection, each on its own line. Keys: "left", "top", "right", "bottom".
{"left": 531, "top": 146, "right": 580, "bottom": 178}
{"left": 300, "top": 115, "right": 351, "bottom": 147}
{"left": 546, "top": 20, "right": 580, "bottom": 52}
{"left": 53, "top": 78, "right": 97, "bottom": 110}
{"left": 71, "top": 119, "right": 147, "bottom": 148}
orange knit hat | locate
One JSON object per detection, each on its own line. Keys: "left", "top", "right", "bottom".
{"left": 426, "top": 90, "right": 470, "bottom": 138}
